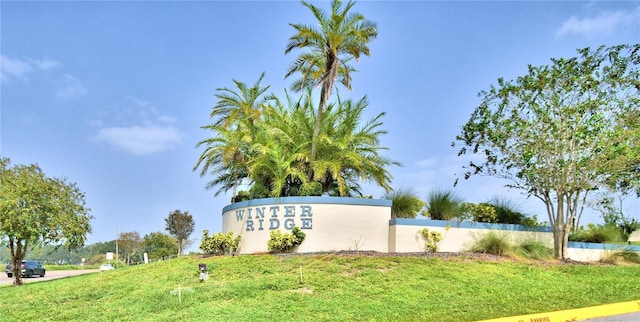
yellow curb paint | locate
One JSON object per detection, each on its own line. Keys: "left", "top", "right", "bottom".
{"left": 477, "top": 300, "right": 640, "bottom": 322}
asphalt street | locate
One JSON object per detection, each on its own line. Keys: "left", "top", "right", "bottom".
{"left": 0, "top": 269, "right": 99, "bottom": 285}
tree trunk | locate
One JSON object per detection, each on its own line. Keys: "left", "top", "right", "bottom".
{"left": 308, "top": 55, "right": 338, "bottom": 182}
{"left": 552, "top": 197, "right": 566, "bottom": 259}
{"left": 562, "top": 224, "right": 570, "bottom": 259}
{"left": 308, "top": 82, "right": 331, "bottom": 182}
{"left": 9, "top": 238, "right": 26, "bottom": 286}
{"left": 552, "top": 223, "right": 563, "bottom": 259}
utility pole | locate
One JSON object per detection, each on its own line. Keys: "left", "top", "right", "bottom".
{"left": 115, "top": 225, "right": 119, "bottom": 266}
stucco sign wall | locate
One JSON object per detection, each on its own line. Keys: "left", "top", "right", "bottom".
{"left": 222, "top": 197, "right": 392, "bottom": 254}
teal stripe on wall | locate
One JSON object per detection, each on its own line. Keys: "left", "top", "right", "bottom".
{"left": 223, "top": 197, "right": 392, "bottom": 213}
{"left": 389, "top": 218, "right": 552, "bottom": 233}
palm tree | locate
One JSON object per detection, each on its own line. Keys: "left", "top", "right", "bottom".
{"left": 193, "top": 124, "right": 249, "bottom": 200}
{"left": 196, "top": 81, "right": 397, "bottom": 200}
{"left": 194, "top": 74, "right": 275, "bottom": 201}
{"left": 285, "top": 0, "right": 377, "bottom": 179}
{"left": 312, "top": 94, "right": 398, "bottom": 196}
{"left": 247, "top": 93, "right": 311, "bottom": 197}
{"left": 210, "top": 72, "right": 275, "bottom": 130}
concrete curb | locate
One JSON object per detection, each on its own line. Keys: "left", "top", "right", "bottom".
{"left": 477, "top": 300, "right": 640, "bottom": 322}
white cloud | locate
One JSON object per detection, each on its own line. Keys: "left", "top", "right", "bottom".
{"left": 556, "top": 7, "right": 639, "bottom": 38}
{"left": 0, "top": 55, "right": 33, "bottom": 81}
{"left": 31, "top": 58, "right": 60, "bottom": 71}
{"left": 93, "top": 125, "right": 183, "bottom": 156}
{"left": 55, "top": 74, "right": 88, "bottom": 99}
{"left": 91, "top": 98, "right": 183, "bottom": 156}
{"left": 416, "top": 157, "right": 438, "bottom": 168}
{"left": 0, "top": 55, "right": 61, "bottom": 82}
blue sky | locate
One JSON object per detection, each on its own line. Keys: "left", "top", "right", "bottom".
{"left": 1, "top": 1, "right": 639, "bottom": 250}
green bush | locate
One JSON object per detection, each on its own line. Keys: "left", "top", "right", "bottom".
{"left": 426, "top": 188, "right": 463, "bottom": 220}
{"left": 200, "top": 230, "right": 241, "bottom": 255}
{"left": 419, "top": 228, "right": 443, "bottom": 252}
{"left": 521, "top": 214, "right": 547, "bottom": 228}
{"left": 469, "top": 231, "right": 512, "bottom": 256}
{"left": 569, "top": 224, "right": 622, "bottom": 243}
{"left": 615, "top": 248, "right": 640, "bottom": 263}
{"left": 514, "top": 240, "right": 553, "bottom": 260}
{"left": 249, "top": 183, "right": 270, "bottom": 199}
{"left": 267, "top": 227, "right": 306, "bottom": 253}
{"left": 601, "top": 248, "right": 640, "bottom": 264}
{"left": 459, "top": 202, "right": 497, "bottom": 223}
{"left": 486, "top": 197, "right": 525, "bottom": 224}
{"left": 384, "top": 187, "right": 426, "bottom": 219}
{"left": 299, "top": 182, "right": 322, "bottom": 196}
{"left": 233, "top": 190, "right": 250, "bottom": 203}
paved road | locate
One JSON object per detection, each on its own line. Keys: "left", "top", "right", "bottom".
{"left": 583, "top": 312, "right": 640, "bottom": 321}
{"left": 0, "top": 269, "right": 99, "bottom": 285}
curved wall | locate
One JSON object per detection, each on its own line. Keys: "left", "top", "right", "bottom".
{"left": 222, "top": 197, "right": 392, "bottom": 254}
{"left": 221, "top": 198, "right": 630, "bottom": 262}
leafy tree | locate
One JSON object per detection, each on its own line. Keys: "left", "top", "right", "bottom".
{"left": 602, "top": 107, "right": 640, "bottom": 197}
{"left": 383, "top": 187, "right": 426, "bottom": 218}
{"left": 285, "top": 0, "right": 377, "bottom": 179}
{"left": 454, "top": 44, "right": 640, "bottom": 259}
{"left": 0, "top": 157, "right": 92, "bottom": 286}
{"left": 142, "top": 232, "right": 178, "bottom": 260}
{"left": 590, "top": 191, "right": 640, "bottom": 240}
{"left": 118, "top": 231, "right": 141, "bottom": 265}
{"left": 165, "top": 209, "right": 195, "bottom": 257}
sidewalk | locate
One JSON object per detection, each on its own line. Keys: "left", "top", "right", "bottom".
{"left": 477, "top": 300, "right": 640, "bottom": 322}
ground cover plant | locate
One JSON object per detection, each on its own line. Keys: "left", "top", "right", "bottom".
{"left": 1, "top": 254, "right": 639, "bottom": 321}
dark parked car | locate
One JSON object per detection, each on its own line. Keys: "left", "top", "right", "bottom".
{"left": 5, "top": 260, "right": 46, "bottom": 278}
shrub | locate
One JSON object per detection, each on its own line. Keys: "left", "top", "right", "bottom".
{"left": 513, "top": 240, "right": 553, "bottom": 260}
{"left": 419, "top": 228, "right": 443, "bottom": 252}
{"left": 615, "top": 248, "right": 640, "bottom": 263}
{"left": 521, "top": 214, "right": 547, "bottom": 228}
{"left": 249, "top": 183, "right": 270, "bottom": 200}
{"left": 233, "top": 191, "right": 250, "bottom": 203}
{"left": 385, "top": 187, "right": 426, "bottom": 219}
{"left": 299, "top": 182, "right": 322, "bottom": 196}
{"left": 200, "top": 230, "right": 241, "bottom": 255}
{"left": 267, "top": 227, "right": 306, "bottom": 253}
{"left": 469, "top": 231, "right": 512, "bottom": 256}
{"left": 426, "top": 188, "right": 463, "bottom": 220}
{"left": 459, "top": 202, "right": 497, "bottom": 223}
{"left": 486, "top": 197, "right": 525, "bottom": 224}
{"left": 569, "top": 224, "right": 622, "bottom": 243}
{"left": 601, "top": 248, "right": 640, "bottom": 264}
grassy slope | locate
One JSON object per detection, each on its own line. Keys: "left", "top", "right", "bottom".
{"left": 1, "top": 254, "right": 639, "bottom": 321}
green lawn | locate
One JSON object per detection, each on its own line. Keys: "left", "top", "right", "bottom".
{"left": 1, "top": 253, "right": 639, "bottom": 321}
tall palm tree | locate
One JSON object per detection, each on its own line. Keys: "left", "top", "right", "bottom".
{"left": 194, "top": 74, "right": 275, "bottom": 200}
{"left": 210, "top": 72, "right": 275, "bottom": 131}
{"left": 313, "top": 94, "right": 398, "bottom": 196}
{"left": 194, "top": 124, "right": 249, "bottom": 200}
{"left": 245, "top": 92, "right": 309, "bottom": 197}
{"left": 285, "top": 0, "right": 377, "bottom": 178}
